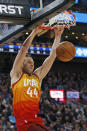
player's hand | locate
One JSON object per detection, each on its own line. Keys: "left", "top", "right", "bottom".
{"left": 33, "top": 24, "right": 44, "bottom": 35}
{"left": 54, "top": 26, "right": 64, "bottom": 37}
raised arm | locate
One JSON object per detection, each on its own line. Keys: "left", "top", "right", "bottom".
{"left": 35, "top": 26, "right": 64, "bottom": 81}
{"left": 10, "top": 26, "right": 42, "bottom": 77}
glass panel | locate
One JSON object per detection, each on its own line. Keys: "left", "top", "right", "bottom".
{"left": 0, "top": 24, "right": 16, "bottom": 39}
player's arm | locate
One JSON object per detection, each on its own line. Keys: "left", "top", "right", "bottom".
{"left": 35, "top": 26, "right": 64, "bottom": 81}
{"left": 10, "top": 26, "right": 42, "bottom": 77}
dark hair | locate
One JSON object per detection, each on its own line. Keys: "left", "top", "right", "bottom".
{"left": 25, "top": 54, "right": 32, "bottom": 58}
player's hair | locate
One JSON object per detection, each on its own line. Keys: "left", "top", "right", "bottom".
{"left": 25, "top": 54, "right": 33, "bottom": 58}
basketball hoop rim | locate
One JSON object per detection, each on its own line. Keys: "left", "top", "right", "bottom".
{"left": 39, "top": 11, "right": 76, "bottom": 30}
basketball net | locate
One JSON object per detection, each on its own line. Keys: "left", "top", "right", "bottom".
{"left": 38, "top": 11, "right": 76, "bottom": 36}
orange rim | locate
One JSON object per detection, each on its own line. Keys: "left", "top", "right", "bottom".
{"left": 40, "top": 11, "right": 76, "bottom": 30}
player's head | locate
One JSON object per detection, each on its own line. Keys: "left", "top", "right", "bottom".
{"left": 22, "top": 54, "right": 34, "bottom": 75}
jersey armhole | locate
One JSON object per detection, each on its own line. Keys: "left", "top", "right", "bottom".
{"left": 33, "top": 73, "right": 39, "bottom": 80}
{"left": 11, "top": 72, "right": 24, "bottom": 89}
{"left": 33, "top": 73, "right": 42, "bottom": 87}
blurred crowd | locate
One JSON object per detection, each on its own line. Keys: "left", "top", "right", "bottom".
{"left": 0, "top": 71, "right": 87, "bottom": 131}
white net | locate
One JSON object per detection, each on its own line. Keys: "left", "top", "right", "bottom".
{"left": 49, "top": 11, "right": 76, "bottom": 28}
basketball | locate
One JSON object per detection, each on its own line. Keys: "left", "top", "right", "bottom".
{"left": 56, "top": 41, "right": 75, "bottom": 62}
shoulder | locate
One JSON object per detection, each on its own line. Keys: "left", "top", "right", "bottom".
{"left": 10, "top": 71, "right": 23, "bottom": 85}
{"left": 33, "top": 73, "right": 39, "bottom": 80}
{"left": 33, "top": 71, "right": 42, "bottom": 86}
{"left": 34, "top": 67, "right": 42, "bottom": 80}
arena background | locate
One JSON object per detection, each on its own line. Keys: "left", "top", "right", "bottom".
{"left": 0, "top": 0, "right": 87, "bottom": 131}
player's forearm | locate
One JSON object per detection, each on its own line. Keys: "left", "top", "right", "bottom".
{"left": 23, "top": 30, "right": 36, "bottom": 49}
{"left": 50, "top": 36, "right": 61, "bottom": 57}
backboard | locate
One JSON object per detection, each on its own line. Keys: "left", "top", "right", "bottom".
{"left": 0, "top": 0, "right": 75, "bottom": 46}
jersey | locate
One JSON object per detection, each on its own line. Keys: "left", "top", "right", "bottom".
{"left": 11, "top": 73, "right": 42, "bottom": 126}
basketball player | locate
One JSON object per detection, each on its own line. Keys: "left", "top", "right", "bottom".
{"left": 10, "top": 25, "right": 64, "bottom": 131}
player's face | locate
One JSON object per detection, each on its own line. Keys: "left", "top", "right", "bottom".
{"left": 22, "top": 57, "right": 34, "bottom": 75}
